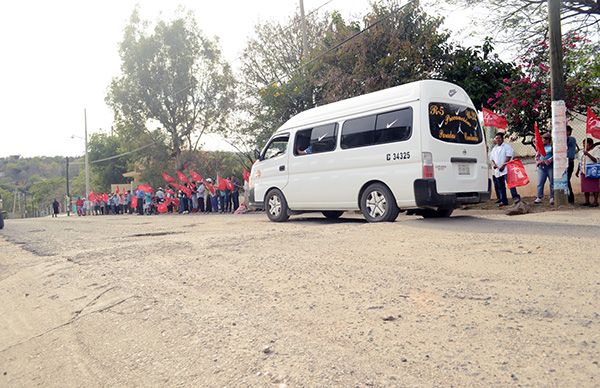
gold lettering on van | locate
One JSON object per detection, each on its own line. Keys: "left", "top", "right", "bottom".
{"left": 439, "top": 130, "right": 457, "bottom": 139}
{"left": 444, "top": 115, "right": 473, "bottom": 127}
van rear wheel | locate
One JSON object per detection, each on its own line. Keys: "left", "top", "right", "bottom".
{"left": 421, "top": 208, "right": 453, "bottom": 218}
{"left": 265, "top": 189, "right": 290, "bottom": 222}
{"left": 360, "top": 183, "right": 400, "bottom": 222}
{"left": 322, "top": 211, "right": 344, "bottom": 219}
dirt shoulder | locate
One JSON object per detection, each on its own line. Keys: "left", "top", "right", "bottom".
{"left": 1, "top": 210, "right": 598, "bottom": 386}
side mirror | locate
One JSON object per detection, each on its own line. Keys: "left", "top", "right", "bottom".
{"left": 254, "top": 149, "right": 262, "bottom": 161}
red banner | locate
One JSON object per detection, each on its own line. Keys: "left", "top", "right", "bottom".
{"left": 189, "top": 169, "right": 203, "bottom": 182}
{"left": 138, "top": 184, "right": 154, "bottom": 193}
{"left": 534, "top": 122, "right": 546, "bottom": 157}
{"left": 482, "top": 107, "right": 508, "bottom": 129}
{"left": 176, "top": 171, "right": 190, "bottom": 184}
{"left": 587, "top": 107, "right": 600, "bottom": 140}
{"left": 162, "top": 172, "right": 176, "bottom": 184}
{"left": 243, "top": 169, "right": 250, "bottom": 182}
{"left": 506, "top": 160, "right": 530, "bottom": 189}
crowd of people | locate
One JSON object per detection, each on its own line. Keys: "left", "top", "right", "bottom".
{"left": 490, "top": 126, "right": 599, "bottom": 208}
{"left": 66, "top": 174, "right": 246, "bottom": 217}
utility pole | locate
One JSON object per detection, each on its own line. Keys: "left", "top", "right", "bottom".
{"left": 84, "top": 108, "right": 90, "bottom": 202}
{"left": 299, "top": 0, "right": 308, "bottom": 60}
{"left": 66, "top": 156, "right": 71, "bottom": 216}
{"left": 548, "top": 0, "right": 568, "bottom": 206}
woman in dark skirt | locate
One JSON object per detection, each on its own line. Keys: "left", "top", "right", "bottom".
{"left": 576, "top": 138, "right": 599, "bottom": 207}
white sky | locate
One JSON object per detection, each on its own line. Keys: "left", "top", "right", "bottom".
{"left": 0, "top": 0, "right": 484, "bottom": 158}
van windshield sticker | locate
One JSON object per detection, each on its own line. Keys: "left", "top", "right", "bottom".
{"left": 429, "top": 103, "right": 482, "bottom": 145}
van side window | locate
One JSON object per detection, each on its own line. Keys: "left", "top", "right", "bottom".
{"left": 262, "top": 136, "right": 289, "bottom": 160}
{"left": 375, "top": 108, "right": 412, "bottom": 144}
{"left": 294, "top": 123, "right": 338, "bottom": 156}
{"left": 340, "top": 115, "right": 376, "bottom": 149}
{"left": 341, "top": 108, "right": 412, "bottom": 149}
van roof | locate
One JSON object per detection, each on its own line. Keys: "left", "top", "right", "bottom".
{"left": 275, "top": 79, "right": 470, "bottom": 133}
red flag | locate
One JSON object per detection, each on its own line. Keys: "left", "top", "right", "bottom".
{"left": 482, "top": 107, "right": 508, "bottom": 129}
{"left": 102, "top": 193, "right": 109, "bottom": 202}
{"left": 131, "top": 196, "right": 137, "bottom": 209}
{"left": 189, "top": 169, "right": 203, "bottom": 182}
{"left": 534, "top": 122, "right": 546, "bottom": 157}
{"left": 171, "top": 183, "right": 192, "bottom": 197}
{"left": 216, "top": 175, "right": 227, "bottom": 191}
{"left": 176, "top": 171, "right": 190, "bottom": 184}
{"left": 203, "top": 180, "right": 215, "bottom": 195}
{"left": 138, "top": 184, "right": 154, "bottom": 193}
{"left": 243, "top": 169, "right": 250, "bottom": 182}
{"left": 226, "top": 179, "right": 235, "bottom": 191}
{"left": 587, "top": 107, "right": 600, "bottom": 140}
{"left": 506, "top": 160, "right": 530, "bottom": 189}
{"left": 166, "top": 188, "right": 175, "bottom": 196}
{"left": 115, "top": 186, "right": 120, "bottom": 194}
{"left": 88, "top": 191, "right": 96, "bottom": 202}
{"left": 157, "top": 202, "right": 168, "bottom": 214}
{"left": 162, "top": 172, "right": 176, "bottom": 184}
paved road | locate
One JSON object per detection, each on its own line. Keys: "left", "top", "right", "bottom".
{"left": 0, "top": 210, "right": 598, "bottom": 386}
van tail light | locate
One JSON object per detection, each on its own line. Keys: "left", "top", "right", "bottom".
{"left": 422, "top": 152, "right": 434, "bottom": 178}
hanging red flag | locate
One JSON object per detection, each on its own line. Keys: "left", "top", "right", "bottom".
{"left": 162, "top": 172, "right": 176, "bottom": 184}
{"left": 534, "top": 122, "right": 546, "bottom": 157}
{"left": 243, "top": 169, "right": 250, "bottom": 182}
{"left": 138, "top": 184, "right": 154, "bottom": 193}
{"left": 189, "top": 169, "right": 203, "bottom": 182}
{"left": 506, "top": 160, "right": 530, "bottom": 189}
{"left": 176, "top": 171, "right": 190, "bottom": 184}
{"left": 131, "top": 195, "right": 137, "bottom": 209}
{"left": 587, "top": 107, "right": 600, "bottom": 140}
{"left": 216, "top": 175, "right": 227, "bottom": 191}
{"left": 115, "top": 186, "right": 120, "bottom": 195}
{"left": 482, "top": 107, "right": 508, "bottom": 129}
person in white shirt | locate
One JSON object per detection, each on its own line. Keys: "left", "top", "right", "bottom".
{"left": 490, "top": 132, "right": 520, "bottom": 207}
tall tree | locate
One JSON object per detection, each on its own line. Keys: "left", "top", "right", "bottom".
{"left": 106, "top": 8, "right": 235, "bottom": 167}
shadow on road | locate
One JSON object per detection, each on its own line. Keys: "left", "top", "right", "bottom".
{"left": 404, "top": 215, "right": 597, "bottom": 238}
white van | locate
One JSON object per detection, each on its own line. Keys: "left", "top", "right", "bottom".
{"left": 249, "top": 80, "right": 490, "bottom": 222}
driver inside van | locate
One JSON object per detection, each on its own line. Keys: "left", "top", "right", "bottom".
{"left": 297, "top": 144, "right": 313, "bottom": 155}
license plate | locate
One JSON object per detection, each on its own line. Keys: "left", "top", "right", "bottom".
{"left": 458, "top": 164, "right": 470, "bottom": 175}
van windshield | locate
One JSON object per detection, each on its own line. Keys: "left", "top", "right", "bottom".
{"left": 428, "top": 103, "right": 482, "bottom": 144}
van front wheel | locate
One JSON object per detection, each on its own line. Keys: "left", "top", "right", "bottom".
{"left": 360, "top": 183, "right": 399, "bottom": 222}
{"left": 265, "top": 189, "right": 290, "bottom": 222}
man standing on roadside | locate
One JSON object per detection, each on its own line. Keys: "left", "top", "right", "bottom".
{"left": 136, "top": 188, "right": 144, "bottom": 215}
{"left": 566, "top": 126, "right": 578, "bottom": 204}
{"left": 490, "top": 133, "right": 520, "bottom": 207}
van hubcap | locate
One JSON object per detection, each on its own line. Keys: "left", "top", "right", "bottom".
{"left": 366, "top": 191, "right": 387, "bottom": 218}
{"left": 268, "top": 195, "right": 281, "bottom": 217}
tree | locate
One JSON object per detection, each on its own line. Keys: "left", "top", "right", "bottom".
{"left": 439, "top": 38, "right": 518, "bottom": 109}
{"left": 486, "top": 31, "right": 600, "bottom": 140}
{"left": 448, "top": 0, "right": 600, "bottom": 48}
{"left": 107, "top": 8, "right": 235, "bottom": 167}
{"left": 87, "top": 133, "right": 131, "bottom": 192}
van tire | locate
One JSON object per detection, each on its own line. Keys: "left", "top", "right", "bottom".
{"left": 360, "top": 183, "right": 399, "bottom": 222}
{"left": 322, "top": 211, "right": 344, "bottom": 219}
{"left": 421, "top": 208, "right": 453, "bottom": 218}
{"left": 265, "top": 189, "right": 290, "bottom": 222}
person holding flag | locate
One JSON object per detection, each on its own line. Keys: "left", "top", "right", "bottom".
{"left": 535, "top": 132, "right": 554, "bottom": 205}
{"left": 490, "top": 133, "right": 520, "bottom": 207}
{"left": 576, "top": 138, "right": 600, "bottom": 207}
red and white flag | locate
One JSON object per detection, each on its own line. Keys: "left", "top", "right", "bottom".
{"left": 482, "top": 107, "right": 508, "bottom": 129}
{"left": 587, "top": 107, "right": 600, "bottom": 140}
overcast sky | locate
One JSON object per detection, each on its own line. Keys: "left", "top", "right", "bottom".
{"left": 0, "top": 0, "right": 482, "bottom": 158}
